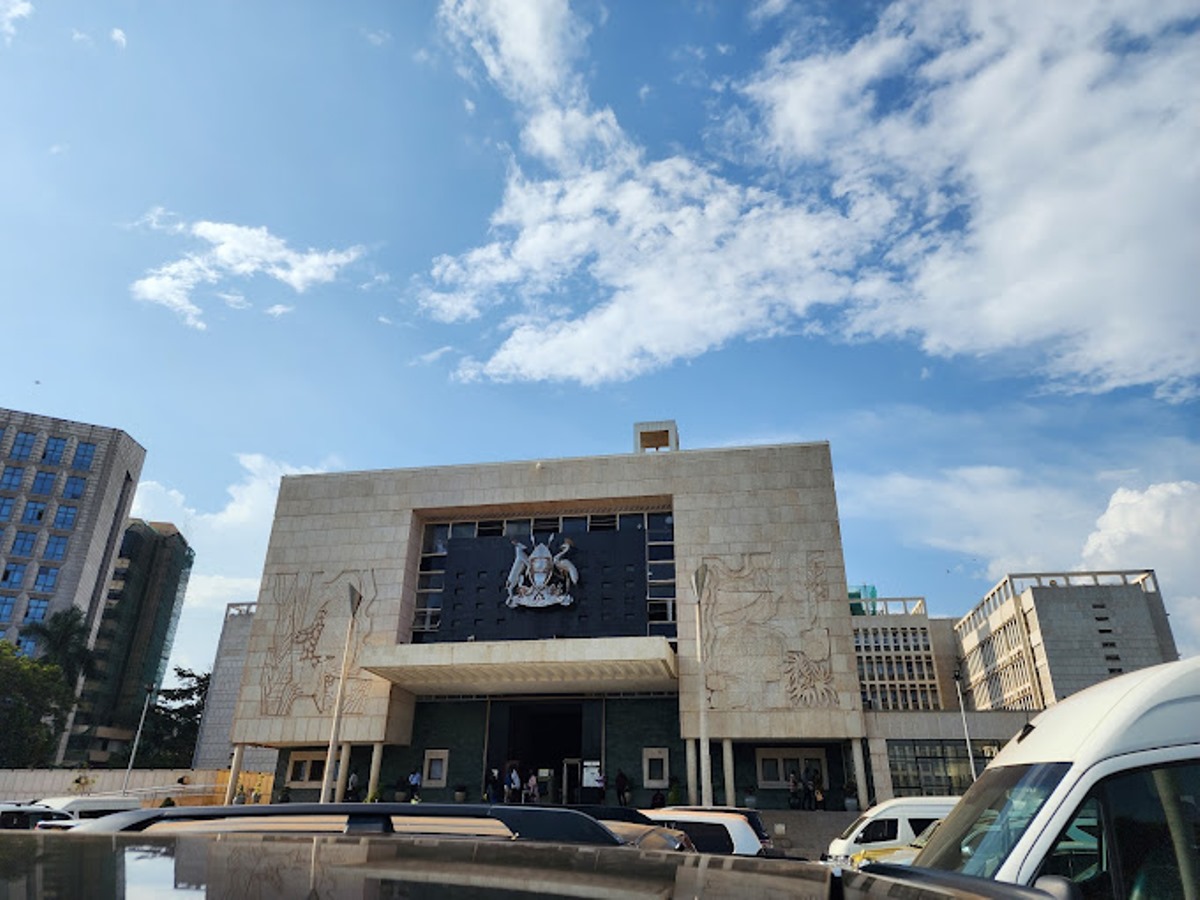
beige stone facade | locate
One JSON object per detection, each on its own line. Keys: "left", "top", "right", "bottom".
{"left": 222, "top": 426, "right": 1178, "bottom": 808}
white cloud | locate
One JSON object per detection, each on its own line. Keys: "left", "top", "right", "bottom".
{"left": 363, "top": 28, "right": 390, "bottom": 46}
{"left": 423, "top": 0, "right": 1198, "bottom": 398}
{"left": 132, "top": 454, "right": 326, "bottom": 670}
{"left": 1, "top": 0, "right": 31, "bottom": 43}
{"left": 410, "top": 345, "right": 454, "bottom": 366}
{"left": 1082, "top": 481, "right": 1200, "bottom": 658}
{"left": 219, "top": 291, "right": 250, "bottom": 310}
{"left": 840, "top": 465, "right": 1097, "bottom": 579}
{"left": 109, "top": 27, "right": 125, "bottom": 49}
{"left": 463, "top": 97, "right": 476, "bottom": 115}
{"left": 71, "top": 28, "right": 91, "bottom": 44}
{"left": 48, "top": 143, "right": 67, "bottom": 155}
{"left": 264, "top": 304, "right": 294, "bottom": 317}
{"left": 637, "top": 84, "right": 650, "bottom": 103}
{"left": 131, "top": 211, "right": 364, "bottom": 328}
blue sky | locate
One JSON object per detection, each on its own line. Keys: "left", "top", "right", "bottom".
{"left": 2, "top": 0, "right": 1197, "bottom": 675}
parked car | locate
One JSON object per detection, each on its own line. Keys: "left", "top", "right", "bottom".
{"left": 850, "top": 817, "right": 941, "bottom": 867}
{"left": 33, "top": 795, "right": 144, "bottom": 819}
{"left": 826, "top": 795, "right": 957, "bottom": 866}
{"left": 639, "top": 807, "right": 769, "bottom": 855}
{"left": 657, "top": 805, "right": 774, "bottom": 852}
{"left": 601, "top": 819, "right": 696, "bottom": 851}
{"left": 905, "top": 655, "right": 1200, "bottom": 898}
{"left": 0, "top": 803, "right": 73, "bottom": 830}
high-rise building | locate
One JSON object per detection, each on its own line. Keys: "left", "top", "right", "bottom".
{"left": 0, "top": 408, "right": 145, "bottom": 660}
{"left": 955, "top": 570, "right": 1177, "bottom": 710}
{"left": 73, "top": 519, "right": 194, "bottom": 764}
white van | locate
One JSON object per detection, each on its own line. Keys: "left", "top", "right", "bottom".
{"left": 826, "top": 796, "right": 958, "bottom": 865}
{"left": 35, "top": 795, "right": 144, "bottom": 819}
{"left": 910, "top": 656, "right": 1200, "bottom": 899}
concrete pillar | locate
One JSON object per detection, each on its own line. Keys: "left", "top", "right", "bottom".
{"left": 335, "top": 742, "right": 352, "bottom": 802}
{"left": 722, "top": 739, "right": 735, "bottom": 807}
{"left": 685, "top": 739, "right": 698, "bottom": 805}
{"left": 224, "top": 744, "right": 245, "bottom": 805}
{"left": 852, "top": 740, "right": 868, "bottom": 809}
{"left": 699, "top": 737, "right": 713, "bottom": 807}
{"left": 368, "top": 742, "right": 384, "bottom": 800}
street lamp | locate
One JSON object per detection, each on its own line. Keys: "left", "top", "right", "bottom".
{"left": 123, "top": 684, "right": 156, "bottom": 795}
{"left": 320, "top": 584, "right": 363, "bottom": 803}
{"left": 953, "top": 667, "right": 977, "bottom": 783}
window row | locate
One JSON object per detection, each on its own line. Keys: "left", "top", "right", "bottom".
{"left": 853, "top": 628, "right": 933, "bottom": 652}
{"left": 5, "top": 531, "right": 69, "bottom": 560}
{"left": 2, "top": 429, "right": 95, "bottom": 470}
{"left": 0, "top": 497, "right": 78, "bottom": 529}
{"left": 0, "top": 564, "right": 60, "bottom": 593}
{"left": 0, "top": 594, "right": 50, "bottom": 623}
{"left": 0, "top": 467, "right": 87, "bottom": 498}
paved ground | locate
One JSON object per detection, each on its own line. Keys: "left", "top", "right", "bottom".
{"left": 757, "top": 809, "right": 860, "bottom": 860}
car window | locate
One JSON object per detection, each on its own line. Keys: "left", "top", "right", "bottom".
{"left": 1038, "top": 760, "right": 1200, "bottom": 900}
{"left": 860, "top": 818, "right": 899, "bottom": 844}
{"left": 0, "top": 811, "right": 29, "bottom": 829}
{"left": 910, "top": 817, "right": 938, "bottom": 837}
{"left": 670, "top": 821, "right": 734, "bottom": 854}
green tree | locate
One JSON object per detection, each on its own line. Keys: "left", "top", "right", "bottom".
{"left": 0, "top": 641, "right": 74, "bottom": 767}
{"left": 111, "top": 667, "right": 211, "bottom": 769}
{"left": 21, "top": 606, "right": 94, "bottom": 689}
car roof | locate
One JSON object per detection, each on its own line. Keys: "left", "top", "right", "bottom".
{"left": 988, "top": 655, "right": 1200, "bottom": 770}
{"left": 69, "top": 802, "right": 623, "bottom": 845}
{"left": 857, "top": 796, "right": 958, "bottom": 812}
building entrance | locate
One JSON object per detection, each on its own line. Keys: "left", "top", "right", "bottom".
{"left": 487, "top": 699, "right": 601, "bottom": 804}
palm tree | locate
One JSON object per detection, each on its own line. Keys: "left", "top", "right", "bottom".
{"left": 22, "top": 606, "right": 95, "bottom": 690}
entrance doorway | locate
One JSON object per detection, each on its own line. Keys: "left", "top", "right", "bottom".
{"left": 496, "top": 701, "right": 585, "bottom": 804}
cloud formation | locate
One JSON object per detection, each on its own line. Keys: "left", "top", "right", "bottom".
{"left": 131, "top": 208, "right": 364, "bottom": 329}
{"left": 1, "top": 0, "right": 31, "bottom": 43}
{"left": 423, "top": 0, "right": 1199, "bottom": 398}
{"left": 1082, "top": 481, "right": 1200, "bottom": 658}
{"left": 109, "top": 27, "right": 125, "bottom": 49}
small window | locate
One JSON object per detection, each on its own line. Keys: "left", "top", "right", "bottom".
{"left": 33, "top": 567, "right": 59, "bottom": 593}
{"left": 63, "top": 476, "right": 86, "bottom": 500}
{"left": 54, "top": 506, "right": 77, "bottom": 530}
{"left": 43, "top": 535, "right": 68, "bottom": 561}
{"left": 0, "top": 595, "right": 15, "bottom": 622}
{"left": 25, "top": 598, "right": 48, "bottom": 622}
{"left": 0, "top": 497, "right": 13, "bottom": 521}
{"left": 286, "top": 751, "right": 330, "bottom": 786}
{"left": 21, "top": 501, "right": 46, "bottom": 524}
{"left": 0, "top": 466, "right": 24, "bottom": 490}
{"left": 72, "top": 442, "right": 97, "bottom": 471}
{"left": 10, "top": 531, "right": 36, "bottom": 556}
{"left": 31, "top": 471, "right": 56, "bottom": 495}
{"left": 9, "top": 431, "right": 36, "bottom": 460}
{"left": 17, "top": 637, "right": 36, "bottom": 657}
{"left": 423, "top": 749, "right": 449, "bottom": 789}
{"left": 2, "top": 563, "right": 26, "bottom": 588}
{"left": 41, "top": 437, "right": 66, "bottom": 464}
{"left": 643, "top": 747, "right": 669, "bottom": 789}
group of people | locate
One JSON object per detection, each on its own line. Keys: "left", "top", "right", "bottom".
{"left": 787, "top": 766, "right": 825, "bottom": 810}
{"left": 482, "top": 765, "right": 541, "bottom": 803}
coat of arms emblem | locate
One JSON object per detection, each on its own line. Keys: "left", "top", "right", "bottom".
{"left": 505, "top": 536, "right": 579, "bottom": 608}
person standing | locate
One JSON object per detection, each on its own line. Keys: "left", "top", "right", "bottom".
{"left": 615, "top": 769, "right": 630, "bottom": 807}
{"left": 408, "top": 767, "right": 422, "bottom": 802}
{"left": 524, "top": 771, "right": 540, "bottom": 804}
{"left": 801, "top": 765, "right": 817, "bottom": 811}
{"left": 507, "top": 765, "right": 522, "bottom": 803}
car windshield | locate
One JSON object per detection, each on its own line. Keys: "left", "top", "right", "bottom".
{"left": 916, "top": 763, "right": 1069, "bottom": 878}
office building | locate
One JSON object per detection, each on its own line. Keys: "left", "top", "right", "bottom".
{"left": 74, "top": 519, "right": 194, "bottom": 764}
{"left": 219, "top": 422, "right": 1177, "bottom": 807}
